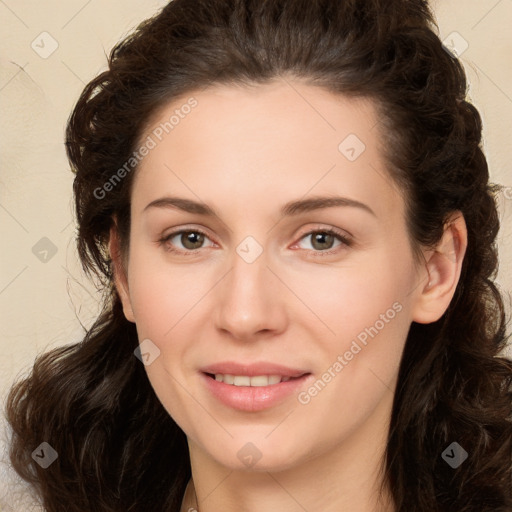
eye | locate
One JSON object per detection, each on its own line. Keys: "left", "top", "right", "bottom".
{"left": 292, "top": 228, "right": 352, "bottom": 256}
{"left": 158, "top": 228, "right": 215, "bottom": 255}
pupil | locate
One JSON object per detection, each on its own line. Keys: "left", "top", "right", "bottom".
{"left": 314, "top": 232, "right": 333, "bottom": 250}
{"left": 184, "top": 232, "right": 203, "bottom": 249}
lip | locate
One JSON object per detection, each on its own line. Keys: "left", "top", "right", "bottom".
{"left": 200, "top": 361, "right": 309, "bottom": 378}
{"left": 200, "top": 368, "right": 313, "bottom": 412}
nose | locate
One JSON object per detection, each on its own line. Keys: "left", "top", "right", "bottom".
{"left": 213, "top": 243, "right": 288, "bottom": 342}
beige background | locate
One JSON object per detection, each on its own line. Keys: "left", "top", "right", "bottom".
{"left": 1, "top": 0, "right": 511, "bottom": 404}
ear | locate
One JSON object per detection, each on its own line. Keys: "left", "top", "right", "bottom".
{"left": 411, "top": 211, "right": 467, "bottom": 324}
{"left": 109, "top": 218, "right": 135, "bottom": 323}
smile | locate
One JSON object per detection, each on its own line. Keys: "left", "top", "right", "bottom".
{"left": 208, "top": 373, "right": 298, "bottom": 386}
{"left": 201, "top": 372, "right": 313, "bottom": 412}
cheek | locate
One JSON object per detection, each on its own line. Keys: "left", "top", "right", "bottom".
{"left": 290, "top": 255, "right": 412, "bottom": 338}
{"left": 127, "top": 248, "right": 205, "bottom": 337}
{"left": 292, "top": 254, "right": 414, "bottom": 400}
{"left": 126, "top": 255, "right": 202, "bottom": 425}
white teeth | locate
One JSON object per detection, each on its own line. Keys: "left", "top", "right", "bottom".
{"left": 213, "top": 374, "right": 293, "bottom": 386}
{"left": 233, "top": 376, "right": 251, "bottom": 386}
{"left": 223, "top": 374, "right": 234, "bottom": 385}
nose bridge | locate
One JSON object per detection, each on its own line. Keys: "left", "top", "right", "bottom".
{"left": 228, "top": 234, "right": 271, "bottom": 309}
{"left": 214, "top": 234, "right": 283, "bottom": 337}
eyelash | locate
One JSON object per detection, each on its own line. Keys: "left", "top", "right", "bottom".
{"left": 158, "top": 226, "right": 352, "bottom": 256}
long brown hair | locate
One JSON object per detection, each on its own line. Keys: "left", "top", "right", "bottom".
{"left": 5, "top": 0, "right": 512, "bottom": 510}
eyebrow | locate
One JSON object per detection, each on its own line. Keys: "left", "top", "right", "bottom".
{"left": 143, "top": 195, "right": 376, "bottom": 218}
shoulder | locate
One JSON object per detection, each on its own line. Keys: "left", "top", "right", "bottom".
{"left": 0, "top": 412, "right": 45, "bottom": 512}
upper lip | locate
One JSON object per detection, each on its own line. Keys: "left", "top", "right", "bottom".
{"left": 201, "top": 361, "right": 310, "bottom": 378}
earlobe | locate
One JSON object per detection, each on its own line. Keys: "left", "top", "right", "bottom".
{"left": 411, "top": 212, "right": 467, "bottom": 324}
{"left": 108, "top": 222, "right": 136, "bottom": 323}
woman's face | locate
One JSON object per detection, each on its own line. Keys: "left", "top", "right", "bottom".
{"left": 116, "top": 79, "right": 429, "bottom": 472}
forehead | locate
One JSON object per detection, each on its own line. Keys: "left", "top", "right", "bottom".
{"left": 131, "top": 79, "right": 404, "bottom": 223}
{"left": 140, "top": 79, "right": 377, "bottom": 160}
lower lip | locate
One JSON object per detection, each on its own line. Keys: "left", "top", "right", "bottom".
{"left": 201, "top": 372, "right": 313, "bottom": 412}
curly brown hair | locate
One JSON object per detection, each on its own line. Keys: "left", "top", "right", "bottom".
{"left": 4, "top": 0, "right": 512, "bottom": 510}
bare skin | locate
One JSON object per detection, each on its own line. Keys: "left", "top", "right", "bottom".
{"left": 109, "top": 78, "right": 467, "bottom": 512}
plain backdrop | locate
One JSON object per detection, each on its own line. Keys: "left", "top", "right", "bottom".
{"left": 1, "top": 0, "right": 511, "bottom": 405}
